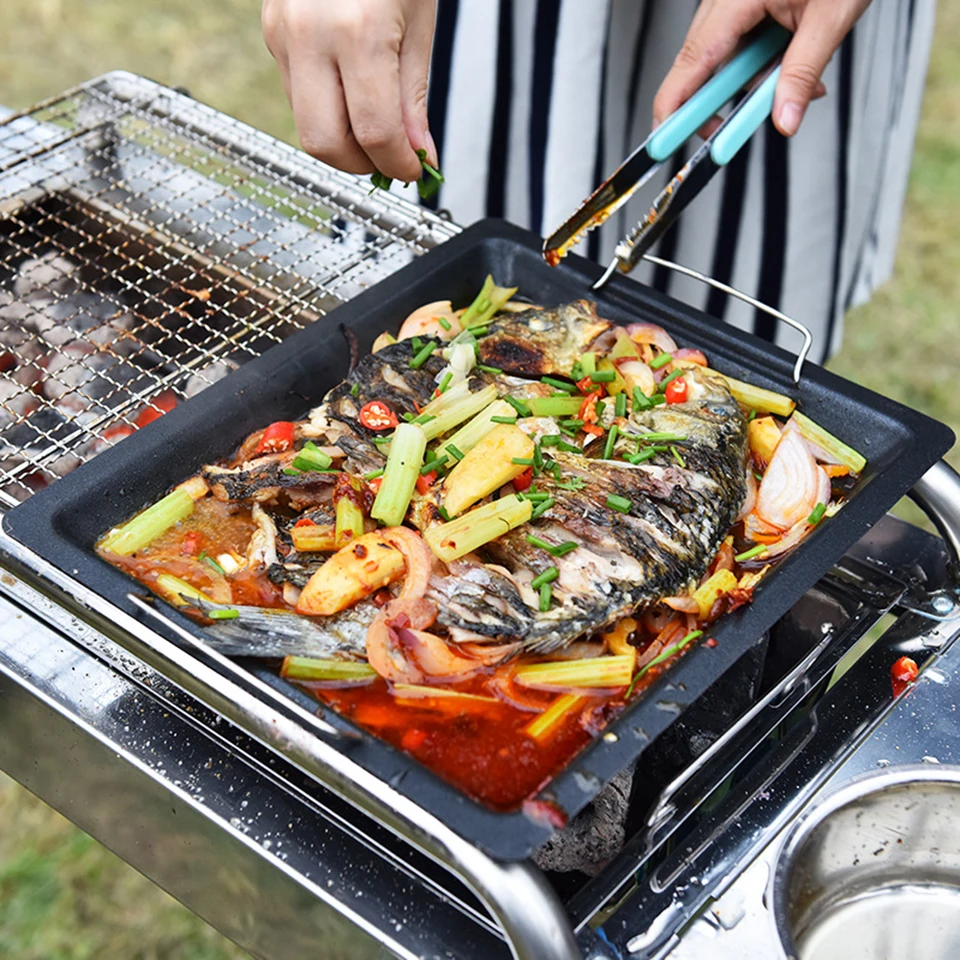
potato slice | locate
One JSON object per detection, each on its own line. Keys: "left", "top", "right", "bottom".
{"left": 442, "top": 424, "right": 535, "bottom": 517}
{"left": 296, "top": 532, "right": 405, "bottom": 616}
{"left": 748, "top": 416, "right": 782, "bottom": 466}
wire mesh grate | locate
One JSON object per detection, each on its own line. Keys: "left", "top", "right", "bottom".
{"left": 0, "top": 72, "right": 458, "bottom": 506}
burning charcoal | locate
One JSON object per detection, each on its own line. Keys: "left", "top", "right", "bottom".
{"left": 532, "top": 764, "right": 635, "bottom": 875}
{"left": 12, "top": 252, "right": 79, "bottom": 300}
{"left": 0, "top": 377, "right": 40, "bottom": 428}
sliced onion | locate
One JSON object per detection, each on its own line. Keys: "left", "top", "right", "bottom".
{"left": 365, "top": 598, "right": 438, "bottom": 682}
{"left": 398, "top": 300, "right": 462, "bottom": 341}
{"left": 755, "top": 427, "right": 826, "bottom": 531}
{"left": 673, "top": 348, "right": 708, "bottom": 366}
{"left": 663, "top": 595, "right": 699, "bottom": 614}
{"left": 458, "top": 641, "right": 520, "bottom": 665}
{"left": 615, "top": 357, "right": 656, "bottom": 397}
{"left": 761, "top": 517, "right": 817, "bottom": 558}
{"left": 396, "top": 626, "right": 480, "bottom": 681}
{"left": 380, "top": 526, "right": 434, "bottom": 600}
{"left": 626, "top": 322, "right": 678, "bottom": 353}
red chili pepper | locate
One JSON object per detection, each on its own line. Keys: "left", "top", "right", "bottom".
{"left": 416, "top": 470, "right": 437, "bottom": 495}
{"left": 512, "top": 466, "right": 533, "bottom": 492}
{"left": 582, "top": 423, "right": 604, "bottom": 438}
{"left": 254, "top": 421, "right": 295, "bottom": 454}
{"left": 891, "top": 655, "right": 919, "bottom": 697}
{"left": 401, "top": 728, "right": 428, "bottom": 752}
{"left": 578, "top": 390, "right": 603, "bottom": 423}
{"left": 576, "top": 376, "right": 607, "bottom": 397}
{"left": 135, "top": 389, "right": 178, "bottom": 428}
{"left": 181, "top": 531, "right": 201, "bottom": 556}
{"left": 294, "top": 517, "right": 317, "bottom": 528}
{"left": 368, "top": 477, "right": 383, "bottom": 495}
{"left": 665, "top": 377, "right": 689, "bottom": 404}
{"left": 359, "top": 400, "right": 399, "bottom": 431}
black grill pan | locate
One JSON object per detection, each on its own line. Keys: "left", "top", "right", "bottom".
{"left": 3, "top": 219, "right": 953, "bottom": 860}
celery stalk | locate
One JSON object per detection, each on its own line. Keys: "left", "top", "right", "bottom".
{"left": 715, "top": 372, "right": 796, "bottom": 416}
{"left": 436, "top": 399, "right": 515, "bottom": 462}
{"left": 99, "top": 488, "right": 194, "bottom": 556}
{"left": 791, "top": 410, "right": 867, "bottom": 474}
{"left": 459, "top": 275, "right": 518, "bottom": 328}
{"left": 527, "top": 396, "right": 584, "bottom": 418}
{"left": 419, "top": 382, "right": 499, "bottom": 441}
{"left": 392, "top": 683, "right": 499, "bottom": 703}
{"left": 154, "top": 573, "right": 212, "bottom": 606}
{"left": 334, "top": 476, "right": 365, "bottom": 546}
{"left": 423, "top": 496, "right": 532, "bottom": 562}
{"left": 280, "top": 656, "right": 377, "bottom": 683}
{"left": 371, "top": 422, "right": 427, "bottom": 526}
{"left": 513, "top": 654, "right": 635, "bottom": 690}
{"left": 524, "top": 693, "right": 588, "bottom": 741}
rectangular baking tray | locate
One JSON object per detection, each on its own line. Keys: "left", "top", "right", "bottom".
{"left": 3, "top": 219, "right": 954, "bottom": 861}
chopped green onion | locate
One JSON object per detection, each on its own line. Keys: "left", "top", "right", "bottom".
{"left": 421, "top": 456, "right": 446, "bottom": 474}
{"left": 606, "top": 494, "right": 632, "bottom": 514}
{"left": 412, "top": 336, "right": 423, "bottom": 353}
{"left": 208, "top": 608, "right": 239, "bottom": 620}
{"left": 511, "top": 457, "right": 535, "bottom": 466}
{"left": 540, "top": 434, "right": 581, "bottom": 454}
{"left": 292, "top": 440, "right": 334, "bottom": 472}
{"left": 530, "top": 497, "right": 555, "bottom": 520}
{"left": 560, "top": 418, "right": 584, "bottom": 429}
{"left": 735, "top": 544, "right": 769, "bottom": 562}
{"left": 590, "top": 371, "right": 616, "bottom": 383}
{"left": 438, "top": 505, "right": 451, "bottom": 522}
{"left": 639, "top": 432, "right": 688, "bottom": 443}
{"left": 350, "top": 383, "right": 360, "bottom": 397}
{"left": 603, "top": 425, "right": 619, "bottom": 460}
{"left": 370, "top": 422, "right": 426, "bottom": 527}
{"left": 556, "top": 477, "right": 586, "bottom": 491}
{"left": 477, "top": 364, "right": 503, "bottom": 375}
{"left": 615, "top": 392, "right": 627, "bottom": 418}
{"left": 533, "top": 443, "right": 543, "bottom": 472}
{"left": 370, "top": 170, "right": 393, "bottom": 191}
{"left": 202, "top": 554, "right": 227, "bottom": 576}
{"left": 571, "top": 361, "right": 584, "bottom": 381}
{"left": 447, "top": 443, "right": 465, "bottom": 461}
{"left": 410, "top": 340, "right": 438, "bottom": 369}
{"left": 596, "top": 400, "right": 606, "bottom": 417}
{"left": 363, "top": 468, "right": 385, "bottom": 480}
{"left": 504, "top": 395, "right": 532, "bottom": 417}
{"left": 539, "top": 582, "right": 553, "bottom": 612}
{"left": 541, "top": 376, "right": 578, "bottom": 393}
{"left": 633, "top": 387, "right": 652, "bottom": 410}
{"left": 524, "top": 492, "right": 552, "bottom": 502}
{"left": 438, "top": 372, "right": 453, "bottom": 393}
{"left": 491, "top": 415, "right": 517, "bottom": 424}
{"left": 438, "top": 316, "right": 452, "bottom": 332}
{"left": 99, "top": 488, "right": 195, "bottom": 556}
{"left": 671, "top": 445, "right": 686, "bottom": 468}
{"left": 748, "top": 408, "right": 757, "bottom": 421}
{"left": 649, "top": 352, "right": 673, "bottom": 370}
{"left": 627, "top": 449, "right": 658, "bottom": 465}
{"left": 659, "top": 368, "right": 684, "bottom": 391}
{"left": 807, "top": 502, "right": 827, "bottom": 526}
{"left": 525, "top": 534, "right": 577, "bottom": 558}
{"left": 552, "top": 541, "right": 578, "bottom": 556}
{"left": 372, "top": 434, "right": 393, "bottom": 445}
{"left": 283, "top": 467, "right": 303, "bottom": 476}
{"left": 470, "top": 325, "right": 489, "bottom": 337}
{"left": 527, "top": 396, "right": 583, "bottom": 417}
{"left": 413, "top": 413, "right": 437, "bottom": 425}
{"left": 531, "top": 567, "right": 560, "bottom": 590}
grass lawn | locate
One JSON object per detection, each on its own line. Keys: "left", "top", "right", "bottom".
{"left": 1, "top": 0, "right": 958, "bottom": 956}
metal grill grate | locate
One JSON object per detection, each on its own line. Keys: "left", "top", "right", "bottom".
{"left": 0, "top": 72, "right": 458, "bottom": 506}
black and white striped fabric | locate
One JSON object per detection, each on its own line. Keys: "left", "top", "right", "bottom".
{"left": 420, "top": 0, "right": 935, "bottom": 363}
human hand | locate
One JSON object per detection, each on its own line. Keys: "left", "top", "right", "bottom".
{"left": 653, "top": 0, "right": 871, "bottom": 138}
{"left": 261, "top": 0, "right": 437, "bottom": 182}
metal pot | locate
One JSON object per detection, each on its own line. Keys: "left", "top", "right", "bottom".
{"left": 773, "top": 765, "right": 960, "bottom": 960}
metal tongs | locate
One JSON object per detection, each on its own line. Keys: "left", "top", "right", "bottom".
{"left": 543, "top": 22, "right": 791, "bottom": 290}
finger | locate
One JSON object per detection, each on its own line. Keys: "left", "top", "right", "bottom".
{"left": 340, "top": 44, "right": 423, "bottom": 182}
{"left": 773, "top": 0, "right": 868, "bottom": 136}
{"left": 289, "top": 57, "right": 375, "bottom": 175}
{"left": 652, "top": 1, "right": 766, "bottom": 127}
{"left": 399, "top": 1, "right": 438, "bottom": 165}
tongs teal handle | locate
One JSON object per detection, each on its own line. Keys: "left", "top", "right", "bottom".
{"left": 647, "top": 22, "right": 789, "bottom": 163}
{"left": 710, "top": 65, "right": 780, "bottom": 165}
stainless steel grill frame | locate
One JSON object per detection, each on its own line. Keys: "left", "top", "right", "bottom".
{"left": 0, "top": 73, "right": 959, "bottom": 960}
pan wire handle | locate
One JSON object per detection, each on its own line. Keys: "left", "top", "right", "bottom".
{"left": 593, "top": 253, "right": 813, "bottom": 383}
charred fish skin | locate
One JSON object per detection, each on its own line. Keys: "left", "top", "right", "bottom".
{"left": 203, "top": 454, "right": 335, "bottom": 505}
{"left": 426, "top": 368, "right": 748, "bottom": 654}
{"left": 477, "top": 300, "right": 617, "bottom": 377}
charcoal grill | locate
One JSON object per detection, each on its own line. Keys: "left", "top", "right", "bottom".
{"left": 0, "top": 73, "right": 958, "bottom": 960}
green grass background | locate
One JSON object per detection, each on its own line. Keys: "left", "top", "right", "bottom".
{"left": 1, "top": 0, "right": 958, "bottom": 956}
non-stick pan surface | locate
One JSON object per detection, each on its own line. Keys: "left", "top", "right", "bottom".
{"left": 4, "top": 220, "right": 953, "bottom": 860}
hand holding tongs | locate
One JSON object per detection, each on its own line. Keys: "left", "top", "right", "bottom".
{"left": 542, "top": 22, "right": 791, "bottom": 290}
